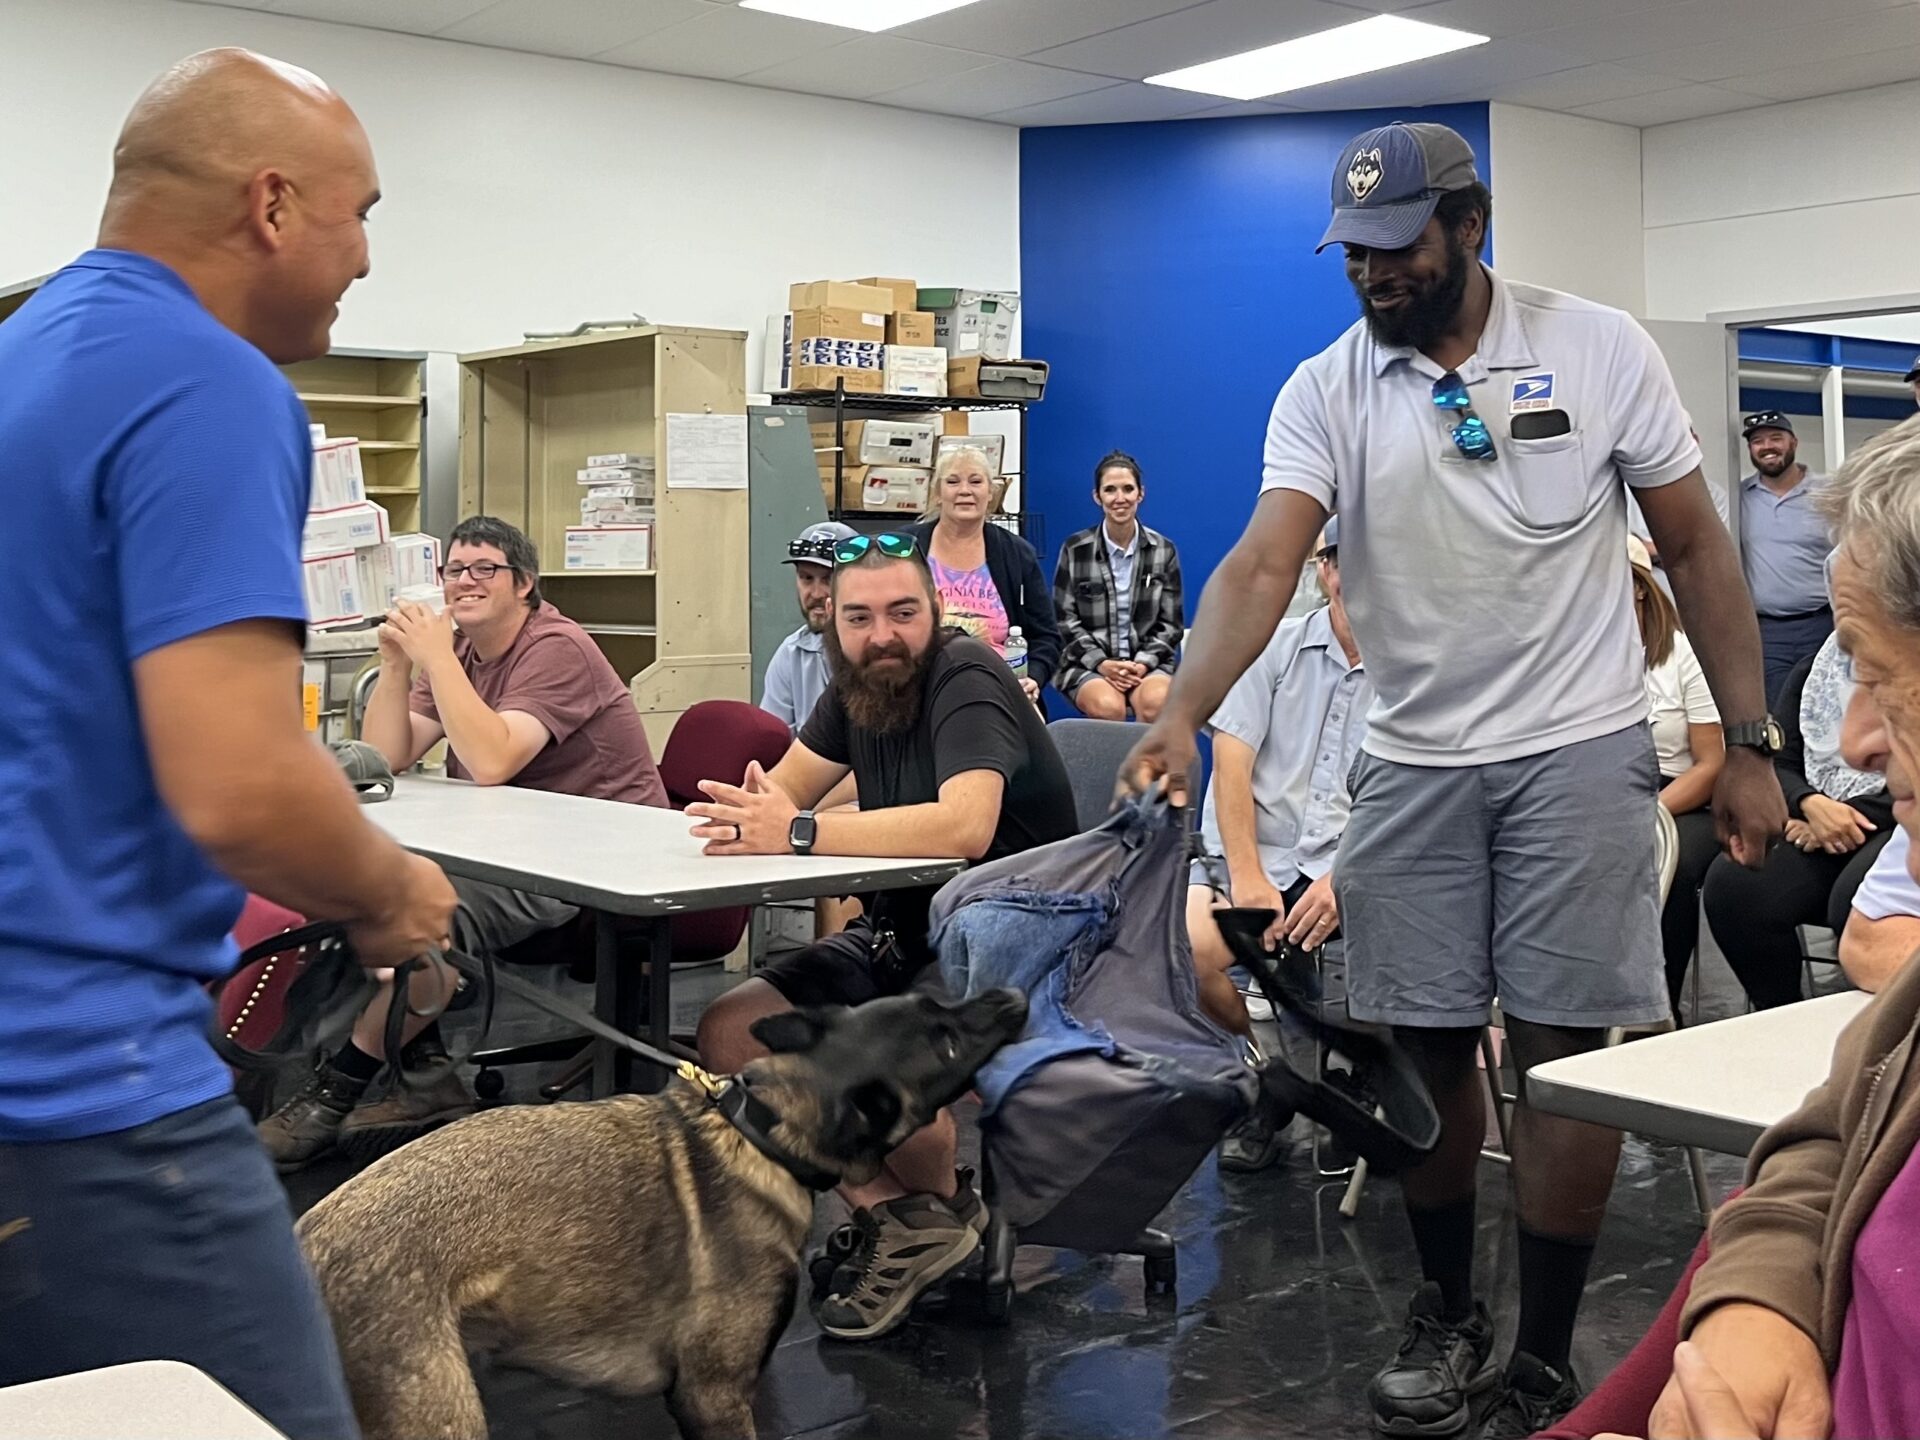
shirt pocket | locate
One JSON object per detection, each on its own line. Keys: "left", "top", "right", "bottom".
{"left": 1506, "top": 432, "right": 1588, "bottom": 529}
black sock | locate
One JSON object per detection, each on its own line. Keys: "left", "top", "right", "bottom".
{"left": 1407, "top": 1194, "right": 1477, "bottom": 1321}
{"left": 1514, "top": 1225, "right": 1597, "bottom": 1371}
{"left": 330, "top": 1040, "right": 383, "bottom": 1082}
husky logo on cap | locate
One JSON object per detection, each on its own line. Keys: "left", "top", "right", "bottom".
{"left": 1346, "top": 147, "right": 1384, "bottom": 203}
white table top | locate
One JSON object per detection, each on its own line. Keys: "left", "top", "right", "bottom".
{"left": 364, "top": 774, "right": 964, "bottom": 916}
{"left": 1527, "top": 991, "right": 1873, "bottom": 1155}
{"left": 0, "top": 1362, "right": 286, "bottom": 1439}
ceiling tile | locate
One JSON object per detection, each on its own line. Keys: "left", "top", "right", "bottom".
{"left": 894, "top": 0, "right": 1207, "bottom": 60}
{"left": 439, "top": 0, "right": 713, "bottom": 57}
{"left": 1633, "top": 6, "right": 1920, "bottom": 83}
{"left": 1475, "top": 61, "right": 1687, "bottom": 109}
{"left": 1274, "top": 36, "right": 1582, "bottom": 109}
{"left": 1528, "top": 0, "right": 1907, "bottom": 67}
{"left": 592, "top": 5, "right": 846, "bottom": 78}
{"left": 1398, "top": 0, "right": 1676, "bottom": 39}
{"left": 1029, "top": 0, "right": 1369, "bottom": 83}
{"left": 264, "top": 0, "right": 496, "bottom": 33}
{"left": 987, "top": 82, "right": 1222, "bottom": 126}
{"left": 737, "top": 34, "right": 998, "bottom": 102}
{"left": 871, "top": 59, "right": 1116, "bottom": 118}
{"left": 1572, "top": 83, "right": 1775, "bottom": 126}
{"left": 1718, "top": 42, "right": 1920, "bottom": 102}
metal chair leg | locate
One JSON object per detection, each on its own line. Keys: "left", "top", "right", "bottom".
{"left": 1479, "top": 1025, "right": 1512, "bottom": 1158}
{"left": 1339, "top": 1157, "right": 1369, "bottom": 1219}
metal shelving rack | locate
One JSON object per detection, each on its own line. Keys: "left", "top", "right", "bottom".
{"left": 772, "top": 378, "right": 1038, "bottom": 546}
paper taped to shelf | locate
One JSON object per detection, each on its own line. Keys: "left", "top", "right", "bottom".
{"left": 310, "top": 437, "right": 366, "bottom": 510}
{"left": 302, "top": 552, "right": 363, "bottom": 628}
{"left": 302, "top": 500, "right": 389, "bottom": 558}
{"left": 565, "top": 524, "right": 653, "bottom": 570}
{"left": 665, "top": 412, "right": 747, "bottom": 490}
{"left": 883, "top": 345, "right": 946, "bottom": 397}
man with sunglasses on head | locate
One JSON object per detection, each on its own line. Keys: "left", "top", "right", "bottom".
{"left": 1739, "top": 410, "right": 1833, "bottom": 707}
{"left": 761, "top": 520, "right": 858, "bottom": 730}
{"left": 1121, "top": 123, "right": 1784, "bottom": 1440}
{"left": 690, "top": 531, "right": 1076, "bottom": 1344}
{"left": 258, "top": 514, "right": 668, "bottom": 1167}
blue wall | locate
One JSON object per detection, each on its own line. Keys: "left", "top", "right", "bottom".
{"left": 1019, "top": 102, "right": 1492, "bottom": 617}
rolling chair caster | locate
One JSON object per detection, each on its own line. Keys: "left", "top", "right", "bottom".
{"left": 1143, "top": 1251, "right": 1178, "bottom": 1296}
{"left": 473, "top": 1067, "right": 506, "bottom": 1103}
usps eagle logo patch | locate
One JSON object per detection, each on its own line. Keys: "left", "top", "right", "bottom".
{"left": 1510, "top": 373, "right": 1555, "bottom": 412}
{"left": 1346, "top": 148, "right": 1384, "bottom": 203}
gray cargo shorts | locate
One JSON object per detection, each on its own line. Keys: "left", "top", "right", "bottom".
{"left": 1334, "top": 722, "right": 1668, "bottom": 1030}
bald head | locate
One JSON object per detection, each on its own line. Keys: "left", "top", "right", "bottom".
{"left": 100, "top": 49, "right": 380, "bottom": 363}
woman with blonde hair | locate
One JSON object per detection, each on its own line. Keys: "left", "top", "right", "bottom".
{"left": 908, "top": 443, "right": 1059, "bottom": 702}
{"left": 1630, "top": 534, "right": 1723, "bottom": 1012}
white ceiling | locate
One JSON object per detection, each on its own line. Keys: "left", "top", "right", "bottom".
{"left": 185, "top": 0, "right": 1920, "bottom": 127}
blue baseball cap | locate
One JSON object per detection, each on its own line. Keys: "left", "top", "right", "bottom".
{"left": 1318, "top": 122, "right": 1481, "bottom": 254}
{"left": 1315, "top": 516, "right": 1340, "bottom": 556}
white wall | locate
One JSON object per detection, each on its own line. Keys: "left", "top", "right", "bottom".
{"left": 0, "top": 0, "right": 1019, "bottom": 381}
{"left": 1488, "top": 103, "right": 1645, "bottom": 316}
{"left": 1644, "top": 80, "right": 1920, "bottom": 321}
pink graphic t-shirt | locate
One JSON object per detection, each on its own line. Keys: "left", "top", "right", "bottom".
{"left": 929, "top": 556, "right": 1009, "bottom": 655}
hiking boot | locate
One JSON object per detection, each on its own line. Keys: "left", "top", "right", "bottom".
{"left": 257, "top": 1060, "right": 371, "bottom": 1172}
{"left": 1479, "top": 1352, "right": 1581, "bottom": 1440}
{"left": 815, "top": 1189, "right": 984, "bottom": 1341}
{"left": 811, "top": 1168, "right": 985, "bottom": 1301}
{"left": 1368, "top": 1282, "right": 1498, "bottom": 1437}
{"left": 337, "top": 1048, "right": 473, "bottom": 1161}
{"left": 1220, "top": 1092, "right": 1291, "bottom": 1173}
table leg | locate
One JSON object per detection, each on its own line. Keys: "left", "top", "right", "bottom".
{"left": 589, "top": 912, "right": 671, "bottom": 1098}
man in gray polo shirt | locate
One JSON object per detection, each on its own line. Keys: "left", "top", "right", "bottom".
{"left": 1739, "top": 410, "right": 1832, "bottom": 707}
{"left": 760, "top": 520, "right": 857, "bottom": 729}
{"left": 1123, "top": 122, "right": 1784, "bottom": 1439}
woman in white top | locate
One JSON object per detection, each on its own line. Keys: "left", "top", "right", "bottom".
{"left": 1630, "top": 537, "right": 1723, "bottom": 1012}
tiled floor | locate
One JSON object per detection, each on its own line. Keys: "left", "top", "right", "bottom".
{"left": 282, "top": 938, "right": 1791, "bottom": 1440}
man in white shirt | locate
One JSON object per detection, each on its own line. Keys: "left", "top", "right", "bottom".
{"left": 1120, "top": 122, "right": 1783, "bottom": 1438}
{"left": 1188, "top": 520, "right": 1369, "bottom": 1171}
{"left": 1842, "top": 825, "right": 1920, "bottom": 992}
{"left": 761, "top": 520, "right": 857, "bottom": 729}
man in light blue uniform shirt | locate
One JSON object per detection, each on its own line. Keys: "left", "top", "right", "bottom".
{"left": 1187, "top": 521, "right": 1369, "bottom": 1171}
{"left": 761, "top": 520, "right": 857, "bottom": 729}
{"left": 0, "top": 50, "right": 454, "bottom": 1434}
{"left": 1739, "top": 410, "right": 1833, "bottom": 707}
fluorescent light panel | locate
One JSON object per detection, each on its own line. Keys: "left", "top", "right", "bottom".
{"left": 1146, "top": 15, "right": 1490, "bottom": 101}
{"left": 739, "top": 0, "right": 983, "bottom": 33}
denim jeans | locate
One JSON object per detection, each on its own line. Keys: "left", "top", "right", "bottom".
{"left": 0, "top": 1096, "right": 359, "bottom": 1439}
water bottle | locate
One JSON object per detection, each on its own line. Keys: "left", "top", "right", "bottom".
{"left": 1004, "top": 625, "right": 1028, "bottom": 682}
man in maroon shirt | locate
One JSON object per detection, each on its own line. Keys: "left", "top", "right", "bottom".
{"left": 258, "top": 515, "right": 667, "bottom": 1166}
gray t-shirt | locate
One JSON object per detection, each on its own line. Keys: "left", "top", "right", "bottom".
{"left": 1739, "top": 468, "right": 1830, "bottom": 618}
{"left": 1261, "top": 269, "right": 1701, "bottom": 767}
{"left": 759, "top": 625, "right": 828, "bottom": 731}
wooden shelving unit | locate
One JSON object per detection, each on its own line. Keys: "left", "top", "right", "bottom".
{"left": 280, "top": 352, "right": 426, "bottom": 533}
{"left": 458, "top": 325, "right": 749, "bottom": 749}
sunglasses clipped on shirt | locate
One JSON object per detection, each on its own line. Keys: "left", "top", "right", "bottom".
{"left": 832, "top": 532, "right": 920, "bottom": 566}
{"left": 1432, "top": 371, "right": 1496, "bottom": 462}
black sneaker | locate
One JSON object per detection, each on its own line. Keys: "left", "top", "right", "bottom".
{"left": 1367, "top": 1282, "right": 1497, "bottom": 1437}
{"left": 1220, "top": 1092, "right": 1291, "bottom": 1173}
{"left": 1479, "top": 1351, "right": 1581, "bottom": 1440}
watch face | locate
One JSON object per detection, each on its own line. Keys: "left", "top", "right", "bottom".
{"left": 1765, "top": 718, "right": 1785, "bottom": 752}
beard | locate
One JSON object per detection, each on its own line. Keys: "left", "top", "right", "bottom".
{"left": 1753, "top": 448, "right": 1796, "bottom": 478}
{"left": 825, "top": 624, "right": 944, "bottom": 736}
{"left": 802, "top": 602, "right": 829, "bottom": 634}
{"left": 1356, "top": 230, "right": 1475, "bottom": 351}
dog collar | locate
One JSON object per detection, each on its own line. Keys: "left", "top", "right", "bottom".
{"left": 712, "top": 1079, "right": 840, "bottom": 1192}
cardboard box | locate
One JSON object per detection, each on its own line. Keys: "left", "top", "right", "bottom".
{"left": 818, "top": 464, "right": 932, "bottom": 515}
{"left": 302, "top": 552, "right": 363, "bottom": 628}
{"left": 578, "top": 464, "right": 653, "bottom": 484}
{"left": 310, "top": 437, "right": 367, "bottom": 510}
{"left": 887, "top": 311, "right": 935, "bottom": 346}
{"left": 856, "top": 277, "right": 919, "bottom": 314}
{"left": 946, "top": 355, "right": 1048, "bottom": 401}
{"left": 942, "top": 412, "right": 971, "bottom": 437}
{"left": 937, "top": 432, "right": 1005, "bottom": 475}
{"left": 796, "top": 336, "right": 883, "bottom": 369}
{"left": 791, "top": 305, "right": 886, "bottom": 344}
{"left": 355, "top": 542, "right": 398, "bottom": 616}
{"left": 302, "top": 500, "right": 389, "bottom": 559}
{"left": 389, "top": 533, "right": 441, "bottom": 592}
{"left": 919, "top": 287, "right": 1019, "bottom": 361}
{"left": 789, "top": 280, "right": 893, "bottom": 314}
{"left": 585, "top": 452, "right": 652, "bottom": 470}
{"left": 581, "top": 496, "right": 653, "bottom": 525}
{"left": 809, "top": 417, "right": 938, "bottom": 468}
{"left": 790, "top": 364, "right": 884, "bottom": 394}
{"left": 883, "top": 344, "right": 946, "bottom": 397}
{"left": 565, "top": 524, "right": 652, "bottom": 571}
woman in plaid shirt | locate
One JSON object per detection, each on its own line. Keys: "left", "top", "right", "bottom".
{"left": 1054, "top": 451, "right": 1186, "bottom": 721}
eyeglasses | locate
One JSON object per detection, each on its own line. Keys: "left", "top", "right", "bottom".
{"left": 442, "top": 561, "right": 515, "bottom": 582}
{"left": 787, "top": 537, "right": 840, "bottom": 566}
{"left": 832, "top": 533, "right": 920, "bottom": 565}
{"left": 1433, "top": 372, "right": 1495, "bottom": 461}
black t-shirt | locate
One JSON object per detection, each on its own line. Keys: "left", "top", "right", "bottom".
{"left": 800, "top": 635, "right": 1078, "bottom": 935}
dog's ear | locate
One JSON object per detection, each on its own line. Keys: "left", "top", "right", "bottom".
{"left": 829, "top": 1079, "right": 907, "bottom": 1157}
{"left": 751, "top": 1008, "right": 832, "bottom": 1055}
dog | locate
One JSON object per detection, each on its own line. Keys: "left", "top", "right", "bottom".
{"left": 297, "top": 986, "right": 1027, "bottom": 1440}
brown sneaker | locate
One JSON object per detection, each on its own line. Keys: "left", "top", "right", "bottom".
{"left": 337, "top": 1056, "right": 474, "bottom": 1161}
{"left": 257, "top": 1061, "right": 370, "bottom": 1172}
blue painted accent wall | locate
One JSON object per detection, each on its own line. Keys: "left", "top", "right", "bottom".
{"left": 1019, "top": 102, "right": 1493, "bottom": 624}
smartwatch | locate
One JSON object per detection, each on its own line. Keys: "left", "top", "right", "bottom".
{"left": 1723, "top": 717, "right": 1785, "bottom": 757}
{"left": 788, "top": 810, "right": 818, "bottom": 855}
